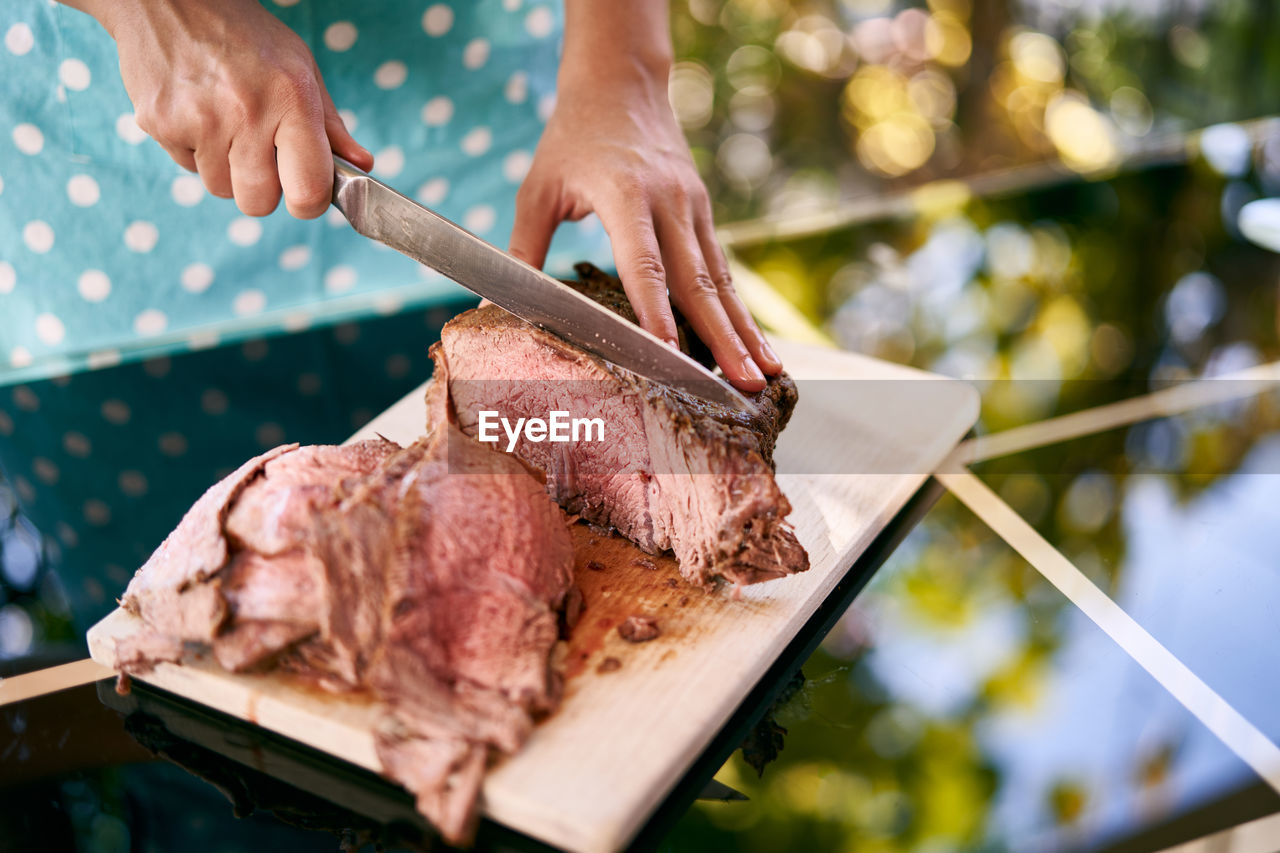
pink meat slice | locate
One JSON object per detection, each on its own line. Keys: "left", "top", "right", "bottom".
{"left": 114, "top": 423, "right": 574, "bottom": 846}
{"left": 430, "top": 276, "right": 809, "bottom": 590}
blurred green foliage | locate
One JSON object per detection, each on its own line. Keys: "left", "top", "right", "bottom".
{"left": 664, "top": 1, "right": 1280, "bottom": 850}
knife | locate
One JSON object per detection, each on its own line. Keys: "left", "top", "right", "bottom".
{"left": 330, "top": 157, "right": 751, "bottom": 411}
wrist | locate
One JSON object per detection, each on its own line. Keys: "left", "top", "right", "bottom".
{"left": 557, "top": 50, "right": 671, "bottom": 112}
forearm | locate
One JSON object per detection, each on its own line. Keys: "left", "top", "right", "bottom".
{"left": 559, "top": 0, "right": 673, "bottom": 100}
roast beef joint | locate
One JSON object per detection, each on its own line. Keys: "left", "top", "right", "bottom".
{"left": 106, "top": 264, "right": 809, "bottom": 845}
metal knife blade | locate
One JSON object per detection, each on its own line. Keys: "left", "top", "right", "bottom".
{"left": 330, "top": 157, "right": 752, "bottom": 412}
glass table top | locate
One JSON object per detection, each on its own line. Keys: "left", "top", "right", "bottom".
{"left": 4, "top": 143, "right": 1280, "bottom": 852}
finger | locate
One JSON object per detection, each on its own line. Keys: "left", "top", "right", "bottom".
{"left": 160, "top": 143, "right": 198, "bottom": 173}
{"left": 276, "top": 109, "right": 333, "bottom": 220}
{"left": 694, "top": 210, "right": 783, "bottom": 375}
{"left": 229, "top": 132, "right": 283, "bottom": 217}
{"left": 194, "top": 143, "right": 233, "bottom": 199}
{"left": 595, "top": 192, "right": 679, "bottom": 348}
{"left": 317, "top": 71, "right": 373, "bottom": 171}
{"left": 509, "top": 179, "right": 558, "bottom": 269}
{"left": 655, "top": 205, "right": 765, "bottom": 391}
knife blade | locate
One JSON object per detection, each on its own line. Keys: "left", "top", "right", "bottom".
{"left": 330, "top": 157, "right": 752, "bottom": 411}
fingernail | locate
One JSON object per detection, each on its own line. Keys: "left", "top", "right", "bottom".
{"left": 742, "top": 356, "right": 765, "bottom": 385}
{"left": 665, "top": 337, "right": 680, "bottom": 349}
{"left": 762, "top": 342, "right": 781, "bottom": 367}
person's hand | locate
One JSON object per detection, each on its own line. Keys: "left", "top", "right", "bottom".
{"left": 87, "top": 0, "right": 372, "bottom": 218}
{"left": 509, "top": 24, "right": 781, "bottom": 391}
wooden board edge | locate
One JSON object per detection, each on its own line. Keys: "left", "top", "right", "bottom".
{"left": 87, "top": 608, "right": 384, "bottom": 773}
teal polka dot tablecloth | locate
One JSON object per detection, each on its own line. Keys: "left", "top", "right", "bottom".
{"left": 0, "top": 299, "right": 479, "bottom": 630}
{"left": 0, "top": 0, "right": 611, "bottom": 388}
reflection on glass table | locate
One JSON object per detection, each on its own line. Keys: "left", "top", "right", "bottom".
{"left": 663, "top": 491, "right": 1279, "bottom": 853}
{"left": 732, "top": 147, "right": 1280, "bottom": 439}
{"left": 674, "top": 0, "right": 1280, "bottom": 226}
{"left": 971, "top": 393, "right": 1280, "bottom": 749}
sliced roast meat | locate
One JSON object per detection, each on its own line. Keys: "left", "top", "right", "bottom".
{"left": 113, "top": 422, "right": 574, "bottom": 846}
{"left": 119, "top": 443, "right": 298, "bottom": 654}
{"left": 224, "top": 440, "right": 398, "bottom": 555}
{"left": 428, "top": 265, "right": 809, "bottom": 589}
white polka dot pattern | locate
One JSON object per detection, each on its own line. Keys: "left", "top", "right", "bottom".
{"left": 526, "top": 7, "right": 554, "bottom": 38}
{"left": 133, "top": 309, "right": 168, "bottom": 336}
{"left": 158, "top": 432, "right": 188, "bottom": 457}
{"left": 0, "top": 4, "right": 605, "bottom": 381}
{"left": 463, "top": 39, "right": 490, "bottom": 70}
{"left": 324, "top": 265, "right": 357, "bottom": 294}
{"left": 374, "top": 61, "right": 408, "bottom": 90}
{"left": 171, "top": 175, "right": 205, "bottom": 206}
{"left": 83, "top": 500, "right": 111, "bottom": 526}
{"left": 416, "top": 178, "right": 449, "bottom": 206}
{"left": 33, "top": 457, "right": 59, "bottom": 485}
{"left": 115, "top": 113, "right": 147, "bottom": 144}
{"left": 5, "top": 23, "right": 34, "bottom": 56}
{"left": 373, "top": 146, "right": 405, "bottom": 178}
{"left": 13, "top": 124, "right": 43, "bottom": 155}
{"left": 201, "top": 388, "right": 229, "bottom": 415}
{"left": 67, "top": 175, "right": 100, "bottom": 207}
{"left": 23, "top": 221, "right": 54, "bottom": 254}
{"left": 245, "top": 341, "right": 269, "bottom": 360}
{"left": 77, "top": 270, "right": 111, "bottom": 303}
{"left": 538, "top": 93, "right": 557, "bottom": 121}
{"left": 86, "top": 349, "right": 122, "bottom": 369}
{"left": 181, "top": 263, "right": 215, "bottom": 293}
{"left": 101, "top": 399, "right": 132, "bottom": 424}
{"left": 124, "top": 221, "right": 159, "bottom": 253}
{"left": 282, "top": 313, "right": 311, "bottom": 332}
{"left": 119, "top": 471, "right": 149, "bottom": 498}
{"left": 12, "top": 387, "right": 39, "bottom": 412}
{"left": 187, "top": 331, "right": 220, "bottom": 350}
{"left": 324, "top": 21, "right": 358, "bottom": 52}
{"left": 58, "top": 59, "right": 91, "bottom": 91}
{"left": 422, "top": 96, "right": 454, "bottom": 126}
{"left": 256, "top": 422, "right": 286, "bottom": 448}
{"left": 503, "top": 150, "right": 533, "bottom": 182}
{"left": 461, "top": 127, "right": 492, "bottom": 157}
{"left": 463, "top": 205, "right": 496, "bottom": 234}
{"left": 505, "top": 71, "right": 528, "bottom": 104}
{"left": 227, "top": 218, "right": 263, "bottom": 246}
{"left": 35, "top": 314, "right": 66, "bottom": 345}
{"left": 63, "top": 431, "right": 92, "bottom": 458}
{"left": 233, "top": 290, "right": 266, "bottom": 316}
{"left": 279, "top": 245, "right": 311, "bottom": 270}
{"left": 422, "top": 5, "right": 454, "bottom": 36}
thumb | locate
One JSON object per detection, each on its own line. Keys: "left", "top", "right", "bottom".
{"left": 509, "top": 181, "right": 559, "bottom": 270}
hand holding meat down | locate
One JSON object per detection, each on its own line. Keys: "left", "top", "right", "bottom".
{"left": 507, "top": 0, "right": 783, "bottom": 393}
{"left": 67, "top": 0, "right": 373, "bottom": 218}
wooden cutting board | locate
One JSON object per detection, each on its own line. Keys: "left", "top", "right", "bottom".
{"left": 88, "top": 339, "right": 977, "bottom": 853}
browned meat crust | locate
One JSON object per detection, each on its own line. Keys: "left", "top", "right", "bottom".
{"left": 429, "top": 264, "right": 809, "bottom": 589}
